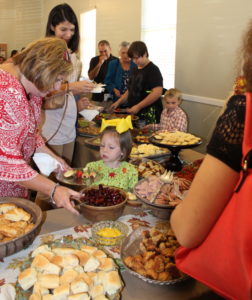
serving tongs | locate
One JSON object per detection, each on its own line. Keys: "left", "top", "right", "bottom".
{"left": 149, "top": 170, "right": 174, "bottom": 203}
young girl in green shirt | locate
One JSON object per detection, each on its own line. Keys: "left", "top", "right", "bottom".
{"left": 85, "top": 119, "right": 138, "bottom": 191}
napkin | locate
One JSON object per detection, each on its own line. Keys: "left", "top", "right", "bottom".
{"left": 0, "top": 284, "right": 16, "bottom": 300}
{"left": 79, "top": 109, "right": 100, "bottom": 121}
{"left": 33, "top": 153, "right": 61, "bottom": 176}
{"left": 91, "top": 83, "right": 106, "bottom": 93}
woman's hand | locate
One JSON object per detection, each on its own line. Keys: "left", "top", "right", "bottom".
{"left": 70, "top": 80, "right": 95, "bottom": 94}
{"left": 77, "top": 97, "right": 92, "bottom": 112}
{"left": 113, "top": 88, "right": 121, "bottom": 98}
{"left": 110, "top": 101, "right": 119, "bottom": 111}
{"left": 53, "top": 185, "right": 81, "bottom": 215}
{"left": 127, "top": 104, "right": 140, "bottom": 115}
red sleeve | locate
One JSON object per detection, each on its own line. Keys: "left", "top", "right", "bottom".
{"left": 0, "top": 74, "right": 38, "bottom": 181}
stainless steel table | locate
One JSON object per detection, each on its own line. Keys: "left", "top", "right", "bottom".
{"left": 40, "top": 206, "right": 223, "bottom": 300}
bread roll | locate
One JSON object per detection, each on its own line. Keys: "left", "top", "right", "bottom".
{"left": 70, "top": 278, "right": 89, "bottom": 294}
{"left": 93, "top": 250, "right": 106, "bottom": 260}
{"left": 33, "top": 282, "right": 49, "bottom": 296}
{"left": 18, "top": 267, "right": 37, "bottom": 290}
{"left": 60, "top": 269, "right": 79, "bottom": 285}
{"left": 0, "top": 203, "right": 17, "bottom": 213}
{"left": 29, "top": 293, "right": 41, "bottom": 300}
{"left": 5, "top": 207, "right": 31, "bottom": 222}
{"left": 68, "top": 293, "right": 90, "bottom": 300}
{"left": 102, "top": 271, "right": 122, "bottom": 296}
{"left": 43, "top": 263, "right": 61, "bottom": 275}
{"left": 31, "top": 254, "right": 50, "bottom": 272}
{"left": 83, "top": 256, "right": 100, "bottom": 272}
{"left": 81, "top": 245, "right": 97, "bottom": 255}
{"left": 53, "top": 283, "right": 70, "bottom": 300}
{"left": 52, "top": 247, "right": 76, "bottom": 256}
{"left": 42, "top": 295, "right": 53, "bottom": 300}
{"left": 74, "top": 265, "right": 84, "bottom": 274}
{"left": 98, "top": 258, "right": 115, "bottom": 272}
{"left": 77, "top": 272, "right": 93, "bottom": 288}
{"left": 31, "top": 245, "right": 52, "bottom": 258}
{"left": 37, "top": 274, "right": 60, "bottom": 289}
{"left": 73, "top": 250, "right": 90, "bottom": 266}
{"left": 93, "top": 295, "right": 108, "bottom": 300}
{"left": 89, "top": 284, "right": 104, "bottom": 298}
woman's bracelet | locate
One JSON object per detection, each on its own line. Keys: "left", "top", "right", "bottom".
{"left": 49, "top": 183, "right": 60, "bottom": 205}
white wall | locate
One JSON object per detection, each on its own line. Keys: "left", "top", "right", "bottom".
{"left": 176, "top": 0, "right": 252, "bottom": 100}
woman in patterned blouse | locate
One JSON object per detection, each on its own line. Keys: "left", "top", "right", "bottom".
{"left": 0, "top": 37, "right": 81, "bottom": 214}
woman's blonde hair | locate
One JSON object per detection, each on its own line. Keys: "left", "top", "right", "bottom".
{"left": 12, "top": 37, "right": 73, "bottom": 92}
{"left": 164, "top": 88, "right": 182, "bottom": 101}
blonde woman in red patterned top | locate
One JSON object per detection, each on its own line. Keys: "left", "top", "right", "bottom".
{"left": 144, "top": 88, "right": 188, "bottom": 132}
{"left": 0, "top": 37, "right": 81, "bottom": 214}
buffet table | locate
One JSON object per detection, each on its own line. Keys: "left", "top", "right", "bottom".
{"left": 40, "top": 207, "right": 223, "bottom": 300}
{"left": 0, "top": 205, "right": 222, "bottom": 300}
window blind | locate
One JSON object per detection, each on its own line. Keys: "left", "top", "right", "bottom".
{"left": 141, "top": 0, "right": 177, "bottom": 89}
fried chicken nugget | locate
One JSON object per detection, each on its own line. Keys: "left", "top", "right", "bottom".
{"left": 146, "top": 268, "right": 158, "bottom": 280}
{"left": 158, "top": 271, "right": 171, "bottom": 281}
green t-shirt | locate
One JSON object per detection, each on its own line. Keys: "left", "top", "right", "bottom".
{"left": 85, "top": 160, "right": 138, "bottom": 191}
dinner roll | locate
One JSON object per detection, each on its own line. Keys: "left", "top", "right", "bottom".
{"left": 98, "top": 258, "right": 115, "bottom": 272}
{"left": 42, "top": 295, "right": 53, "bottom": 300}
{"left": 89, "top": 284, "right": 104, "bottom": 298}
{"left": 77, "top": 272, "right": 93, "bottom": 288}
{"left": 102, "top": 271, "right": 122, "bottom": 295}
{"left": 18, "top": 267, "right": 37, "bottom": 291}
{"left": 37, "top": 274, "right": 60, "bottom": 289}
{"left": 68, "top": 293, "right": 90, "bottom": 300}
{"left": 81, "top": 245, "right": 97, "bottom": 255}
{"left": 53, "top": 283, "right": 70, "bottom": 300}
{"left": 31, "top": 254, "right": 50, "bottom": 272}
{"left": 93, "top": 250, "right": 106, "bottom": 260}
{"left": 31, "top": 245, "right": 52, "bottom": 258}
{"left": 93, "top": 295, "right": 108, "bottom": 300}
{"left": 5, "top": 207, "right": 31, "bottom": 222}
{"left": 0, "top": 203, "right": 17, "bottom": 213}
{"left": 52, "top": 247, "right": 76, "bottom": 256}
{"left": 83, "top": 256, "right": 100, "bottom": 272}
{"left": 73, "top": 250, "right": 90, "bottom": 266}
{"left": 70, "top": 278, "right": 89, "bottom": 294}
{"left": 29, "top": 293, "right": 41, "bottom": 300}
{"left": 60, "top": 269, "right": 79, "bottom": 285}
{"left": 33, "top": 282, "right": 49, "bottom": 296}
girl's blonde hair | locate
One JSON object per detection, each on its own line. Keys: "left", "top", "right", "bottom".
{"left": 164, "top": 88, "right": 182, "bottom": 101}
{"left": 12, "top": 37, "right": 73, "bottom": 92}
{"left": 100, "top": 127, "right": 133, "bottom": 161}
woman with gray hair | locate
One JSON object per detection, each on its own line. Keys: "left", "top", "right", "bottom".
{"left": 104, "top": 41, "right": 136, "bottom": 104}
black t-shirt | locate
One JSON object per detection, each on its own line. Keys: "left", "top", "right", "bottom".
{"left": 127, "top": 61, "right": 163, "bottom": 122}
{"left": 88, "top": 54, "right": 117, "bottom": 101}
{"left": 207, "top": 95, "right": 245, "bottom": 172}
{"left": 88, "top": 54, "right": 117, "bottom": 83}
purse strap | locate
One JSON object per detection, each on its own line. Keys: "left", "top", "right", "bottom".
{"left": 45, "top": 82, "right": 69, "bottom": 143}
{"left": 243, "top": 93, "right": 252, "bottom": 154}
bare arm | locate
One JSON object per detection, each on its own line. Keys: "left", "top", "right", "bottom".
{"left": 170, "top": 154, "right": 239, "bottom": 248}
{"left": 19, "top": 174, "right": 80, "bottom": 215}
{"left": 88, "top": 56, "right": 105, "bottom": 80}
{"left": 127, "top": 86, "right": 163, "bottom": 115}
{"left": 110, "top": 90, "right": 129, "bottom": 110}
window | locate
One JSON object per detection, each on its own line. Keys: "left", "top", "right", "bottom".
{"left": 141, "top": 0, "right": 177, "bottom": 89}
{"left": 80, "top": 9, "right": 96, "bottom": 78}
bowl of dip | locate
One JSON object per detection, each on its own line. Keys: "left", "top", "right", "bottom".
{"left": 91, "top": 220, "right": 129, "bottom": 246}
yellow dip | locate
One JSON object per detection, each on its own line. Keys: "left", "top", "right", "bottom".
{"left": 96, "top": 227, "right": 122, "bottom": 238}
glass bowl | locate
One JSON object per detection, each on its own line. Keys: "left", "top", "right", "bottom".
{"left": 92, "top": 220, "right": 129, "bottom": 246}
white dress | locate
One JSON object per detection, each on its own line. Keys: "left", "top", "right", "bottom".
{"left": 42, "top": 52, "right": 82, "bottom": 145}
